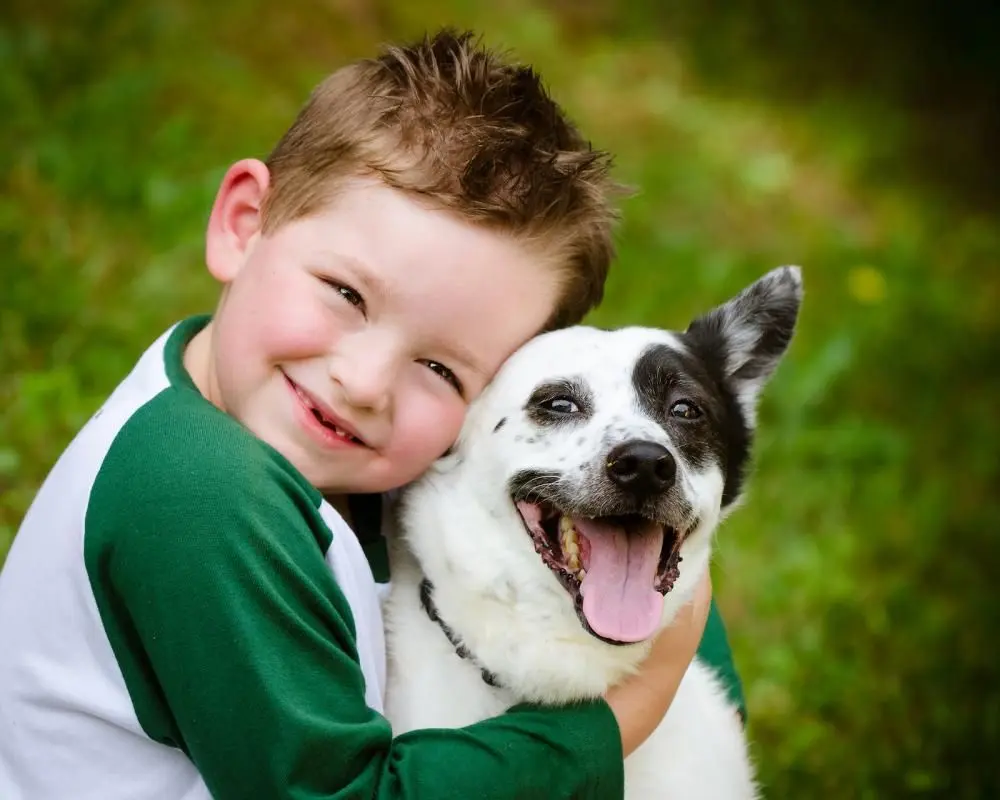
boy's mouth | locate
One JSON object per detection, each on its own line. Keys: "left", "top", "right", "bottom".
{"left": 282, "top": 373, "right": 367, "bottom": 447}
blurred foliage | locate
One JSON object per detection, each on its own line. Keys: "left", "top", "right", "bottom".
{"left": 1, "top": 1, "right": 998, "bottom": 796}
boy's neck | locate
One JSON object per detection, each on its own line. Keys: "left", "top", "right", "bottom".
{"left": 183, "top": 323, "right": 220, "bottom": 408}
{"left": 326, "top": 493, "right": 352, "bottom": 525}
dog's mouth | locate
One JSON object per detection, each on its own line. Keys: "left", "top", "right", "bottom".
{"left": 515, "top": 499, "right": 683, "bottom": 645}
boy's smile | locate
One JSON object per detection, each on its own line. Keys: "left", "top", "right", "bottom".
{"left": 186, "top": 162, "right": 561, "bottom": 495}
{"left": 283, "top": 371, "right": 367, "bottom": 448}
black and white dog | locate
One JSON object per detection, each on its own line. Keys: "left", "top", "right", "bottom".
{"left": 384, "top": 267, "right": 802, "bottom": 798}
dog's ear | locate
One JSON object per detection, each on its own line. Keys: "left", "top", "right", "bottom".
{"left": 685, "top": 266, "right": 802, "bottom": 412}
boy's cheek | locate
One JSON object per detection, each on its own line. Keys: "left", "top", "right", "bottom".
{"left": 254, "top": 295, "right": 341, "bottom": 360}
{"left": 395, "top": 402, "right": 466, "bottom": 469}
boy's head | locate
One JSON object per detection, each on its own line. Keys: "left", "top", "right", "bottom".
{"left": 191, "top": 30, "right": 623, "bottom": 495}
{"left": 262, "top": 29, "right": 620, "bottom": 331}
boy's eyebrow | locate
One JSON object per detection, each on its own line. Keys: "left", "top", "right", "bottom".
{"left": 440, "top": 342, "right": 489, "bottom": 381}
{"left": 322, "top": 250, "right": 488, "bottom": 380}
{"left": 328, "top": 252, "right": 390, "bottom": 301}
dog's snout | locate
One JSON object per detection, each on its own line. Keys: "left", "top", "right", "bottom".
{"left": 605, "top": 440, "right": 676, "bottom": 498}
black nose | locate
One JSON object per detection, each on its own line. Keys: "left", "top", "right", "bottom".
{"left": 605, "top": 440, "right": 676, "bottom": 499}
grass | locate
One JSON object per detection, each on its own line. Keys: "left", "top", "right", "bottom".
{"left": 2, "top": 1, "right": 998, "bottom": 796}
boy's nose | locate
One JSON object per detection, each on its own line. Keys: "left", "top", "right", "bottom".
{"left": 329, "top": 340, "right": 396, "bottom": 415}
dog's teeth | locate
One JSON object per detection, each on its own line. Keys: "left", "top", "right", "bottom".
{"left": 559, "top": 515, "right": 582, "bottom": 574}
{"left": 559, "top": 519, "right": 578, "bottom": 551}
{"left": 576, "top": 568, "right": 586, "bottom": 580}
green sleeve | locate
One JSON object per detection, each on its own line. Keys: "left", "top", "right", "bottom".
{"left": 696, "top": 597, "right": 747, "bottom": 723}
{"left": 85, "top": 396, "right": 624, "bottom": 800}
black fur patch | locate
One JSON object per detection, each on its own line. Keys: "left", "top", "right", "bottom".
{"left": 493, "top": 417, "right": 507, "bottom": 433}
{"left": 524, "top": 378, "right": 593, "bottom": 428}
{"left": 632, "top": 344, "right": 751, "bottom": 508}
{"left": 688, "top": 268, "right": 801, "bottom": 385}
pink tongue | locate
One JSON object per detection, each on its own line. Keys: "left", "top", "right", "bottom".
{"left": 575, "top": 518, "right": 664, "bottom": 643}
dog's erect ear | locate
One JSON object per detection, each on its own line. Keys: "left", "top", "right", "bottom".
{"left": 685, "top": 266, "right": 802, "bottom": 413}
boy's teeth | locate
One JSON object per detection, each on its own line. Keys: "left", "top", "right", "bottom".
{"left": 315, "top": 412, "right": 354, "bottom": 439}
{"left": 296, "top": 384, "right": 358, "bottom": 441}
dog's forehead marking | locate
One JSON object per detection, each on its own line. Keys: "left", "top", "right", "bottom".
{"left": 631, "top": 343, "right": 728, "bottom": 470}
{"left": 491, "top": 326, "right": 686, "bottom": 404}
{"left": 631, "top": 341, "right": 752, "bottom": 503}
{"left": 632, "top": 342, "right": 721, "bottom": 408}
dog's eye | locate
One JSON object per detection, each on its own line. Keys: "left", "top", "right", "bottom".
{"left": 669, "top": 400, "right": 702, "bottom": 420}
{"left": 540, "top": 397, "right": 580, "bottom": 414}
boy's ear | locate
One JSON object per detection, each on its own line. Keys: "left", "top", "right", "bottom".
{"left": 205, "top": 159, "right": 271, "bottom": 283}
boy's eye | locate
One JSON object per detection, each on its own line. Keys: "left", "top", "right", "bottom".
{"left": 322, "top": 278, "right": 365, "bottom": 312}
{"left": 421, "top": 360, "right": 463, "bottom": 395}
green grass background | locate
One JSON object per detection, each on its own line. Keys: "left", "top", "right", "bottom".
{"left": 2, "top": 1, "right": 998, "bottom": 796}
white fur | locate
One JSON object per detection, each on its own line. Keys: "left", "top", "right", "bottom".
{"left": 384, "top": 270, "right": 801, "bottom": 798}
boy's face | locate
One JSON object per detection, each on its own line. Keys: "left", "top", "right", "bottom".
{"left": 192, "top": 168, "right": 560, "bottom": 494}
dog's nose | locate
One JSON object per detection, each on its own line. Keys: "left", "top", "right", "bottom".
{"left": 605, "top": 441, "right": 676, "bottom": 498}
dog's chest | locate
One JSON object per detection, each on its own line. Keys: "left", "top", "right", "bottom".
{"left": 383, "top": 579, "right": 514, "bottom": 734}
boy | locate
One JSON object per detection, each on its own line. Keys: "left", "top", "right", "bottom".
{"left": 0, "top": 30, "right": 741, "bottom": 799}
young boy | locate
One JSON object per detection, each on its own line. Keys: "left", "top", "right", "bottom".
{"left": 0, "top": 30, "right": 742, "bottom": 799}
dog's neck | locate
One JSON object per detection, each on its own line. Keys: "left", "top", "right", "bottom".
{"left": 418, "top": 578, "right": 502, "bottom": 690}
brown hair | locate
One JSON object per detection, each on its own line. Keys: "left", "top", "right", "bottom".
{"left": 262, "top": 29, "right": 623, "bottom": 328}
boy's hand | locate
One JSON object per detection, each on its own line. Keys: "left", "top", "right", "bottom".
{"left": 604, "top": 570, "right": 713, "bottom": 757}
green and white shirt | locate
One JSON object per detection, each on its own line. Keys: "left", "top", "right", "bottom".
{"left": 0, "top": 317, "right": 624, "bottom": 800}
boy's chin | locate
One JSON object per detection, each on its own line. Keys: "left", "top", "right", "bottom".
{"left": 308, "top": 467, "right": 396, "bottom": 497}
{"left": 285, "top": 441, "right": 434, "bottom": 496}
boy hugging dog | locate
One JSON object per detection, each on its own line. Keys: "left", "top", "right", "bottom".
{"left": 0, "top": 29, "right": 743, "bottom": 799}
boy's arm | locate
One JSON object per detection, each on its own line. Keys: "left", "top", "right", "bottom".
{"left": 86, "top": 428, "right": 623, "bottom": 800}
{"left": 697, "top": 595, "right": 748, "bottom": 723}
{"left": 605, "top": 569, "right": 714, "bottom": 755}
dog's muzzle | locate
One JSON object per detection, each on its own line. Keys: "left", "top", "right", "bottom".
{"left": 605, "top": 440, "right": 676, "bottom": 501}
{"left": 511, "top": 474, "right": 684, "bottom": 646}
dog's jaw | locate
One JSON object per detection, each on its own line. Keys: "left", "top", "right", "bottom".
{"left": 513, "top": 499, "right": 685, "bottom": 645}
{"left": 399, "top": 466, "right": 714, "bottom": 704}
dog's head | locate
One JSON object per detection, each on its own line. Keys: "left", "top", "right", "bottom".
{"left": 403, "top": 267, "right": 801, "bottom": 653}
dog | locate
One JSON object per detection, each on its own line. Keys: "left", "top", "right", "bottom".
{"left": 383, "top": 266, "right": 802, "bottom": 798}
